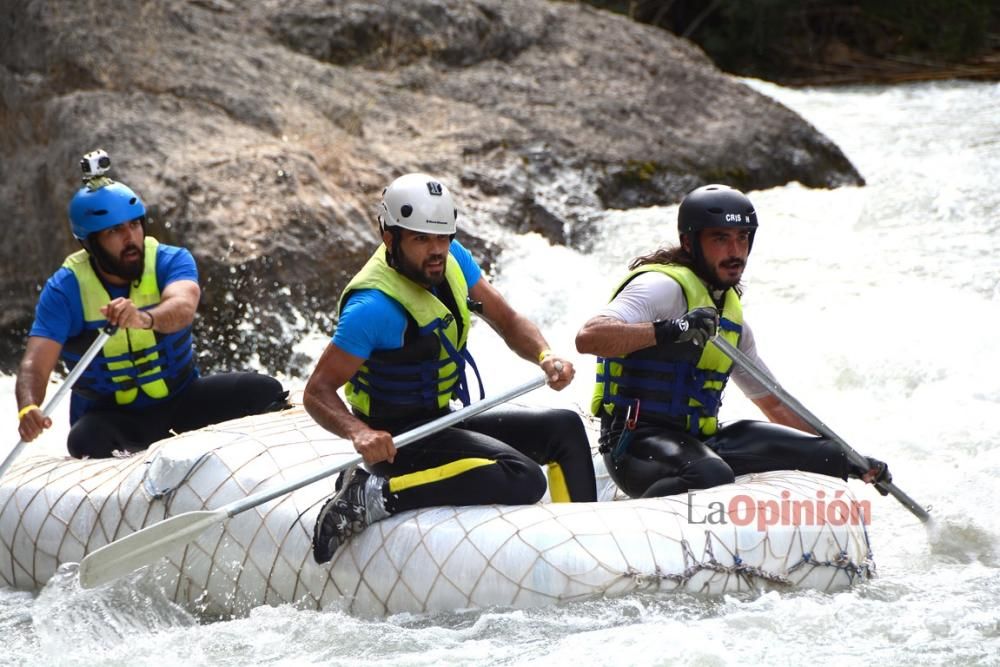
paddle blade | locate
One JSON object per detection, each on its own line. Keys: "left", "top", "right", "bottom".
{"left": 78, "top": 509, "right": 226, "bottom": 589}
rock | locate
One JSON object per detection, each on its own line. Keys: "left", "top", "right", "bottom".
{"left": 0, "top": 0, "right": 862, "bottom": 375}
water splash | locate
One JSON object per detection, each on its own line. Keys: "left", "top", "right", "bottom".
{"left": 32, "top": 562, "right": 196, "bottom": 664}
{"left": 2, "top": 80, "right": 999, "bottom": 666}
{"left": 928, "top": 519, "right": 1000, "bottom": 567}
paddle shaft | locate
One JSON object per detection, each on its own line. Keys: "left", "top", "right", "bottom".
{"left": 712, "top": 336, "right": 931, "bottom": 523}
{"left": 78, "top": 373, "right": 548, "bottom": 588}
{"left": 1, "top": 326, "right": 115, "bottom": 478}
{"left": 225, "top": 373, "right": 548, "bottom": 516}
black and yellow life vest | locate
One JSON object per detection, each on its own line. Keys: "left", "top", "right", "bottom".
{"left": 62, "top": 237, "right": 195, "bottom": 405}
{"left": 341, "top": 244, "right": 481, "bottom": 427}
{"left": 590, "top": 264, "right": 743, "bottom": 437}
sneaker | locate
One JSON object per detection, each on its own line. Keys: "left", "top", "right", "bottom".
{"left": 312, "top": 465, "right": 371, "bottom": 564}
{"left": 334, "top": 466, "right": 348, "bottom": 492}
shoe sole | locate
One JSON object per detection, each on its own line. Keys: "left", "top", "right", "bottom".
{"left": 312, "top": 464, "right": 360, "bottom": 564}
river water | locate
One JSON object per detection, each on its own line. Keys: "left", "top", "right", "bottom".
{"left": 2, "top": 79, "right": 998, "bottom": 666}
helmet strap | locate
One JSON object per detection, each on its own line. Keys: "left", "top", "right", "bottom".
{"left": 384, "top": 227, "right": 403, "bottom": 271}
{"left": 680, "top": 233, "right": 704, "bottom": 271}
{"left": 686, "top": 233, "right": 721, "bottom": 290}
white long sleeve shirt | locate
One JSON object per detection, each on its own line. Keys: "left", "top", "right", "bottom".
{"left": 594, "top": 271, "right": 772, "bottom": 399}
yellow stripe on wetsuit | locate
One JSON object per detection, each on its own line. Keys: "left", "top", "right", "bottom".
{"left": 387, "top": 458, "right": 575, "bottom": 502}
{"left": 388, "top": 457, "right": 497, "bottom": 493}
{"left": 547, "top": 463, "right": 571, "bottom": 503}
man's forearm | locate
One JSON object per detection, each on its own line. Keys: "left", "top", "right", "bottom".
{"left": 575, "top": 316, "right": 656, "bottom": 357}
{"left": 497, "top": 313, "right": 552, "bottom": 363}
{"left": 14, "top": 340, "right": 61, "bottom": 409}
{"left": 146, "top": 295, "right": 197, "bottom": 333}
{"left": 303, "top": 386, "right": 372, "bottom": 441}
{"left": 14, "top": 368, "right": 48, "bottom": 410}
{"left": 753, "top": 395, "right": 818, "bottom": 435}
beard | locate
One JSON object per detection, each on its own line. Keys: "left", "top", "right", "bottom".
{"left": 701, "top": 256, "right": 745, "bottom": 290}
{"left": 89, "top": 239, "right": 145, "bottom": 282}
{"left": 396, "top": 250, "right": 447, "bottom": 288}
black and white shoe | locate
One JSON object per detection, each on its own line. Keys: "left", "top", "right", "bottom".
{"left": 312, "top": 465, "right": 371, "bottom": 564}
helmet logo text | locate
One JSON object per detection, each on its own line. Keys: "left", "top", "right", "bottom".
{"left": 725, "top": 214, "right": 743, "bottom": 223}
{"left": 426, "top": 182, "right": 444, "bottom": 196}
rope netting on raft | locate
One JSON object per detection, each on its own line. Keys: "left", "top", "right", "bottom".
{"left": 0, "top": 409, "right": 873, "bottom": 617}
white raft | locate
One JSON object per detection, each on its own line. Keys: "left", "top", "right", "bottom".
{"left": 0, "top": 408, "right": 873, "bottom": 618}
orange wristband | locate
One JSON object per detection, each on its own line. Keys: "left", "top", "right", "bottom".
{"left": 17, "top": 404, "right": 39, "bottom": 421}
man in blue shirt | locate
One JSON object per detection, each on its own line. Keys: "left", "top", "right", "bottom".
{"left": 306, "top": 173, "right": 596, "bottom": 564}
{"left": 15, "top": 152, "right": 288, "bottom": 458}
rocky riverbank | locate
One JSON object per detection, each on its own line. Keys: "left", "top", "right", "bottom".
{"left": 0, "top": 0, "right": 862, "bottom": 375}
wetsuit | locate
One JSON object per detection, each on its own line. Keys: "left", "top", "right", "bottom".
{"left": 335, "top": 240, "right": 596, "bottom": 507}
{"left": 30, "top": 240, "right": 288, "bottom": 458}
{"left": 593, "top": 267, "right": 862, "bottom": 498}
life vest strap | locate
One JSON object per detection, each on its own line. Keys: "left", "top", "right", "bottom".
{"left": 719, "top": 318, "right": 743, "bottom": 334}
{"left": 597, "top": 356, "right": 725, "bottom": 435}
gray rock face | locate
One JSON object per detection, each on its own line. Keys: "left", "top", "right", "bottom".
{"left": 0, "top": 0, "right": 862, "bottom": 375}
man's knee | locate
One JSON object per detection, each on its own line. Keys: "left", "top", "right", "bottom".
{"left": 523, "top": 466, "right": 549, "bottom": 504}
{"left": 67, "top": 419, "right": 114, "bottom": 459}
{"left": 497, "top": 453, "right": 548, "bottom": 504}
{"left": 66, "top": 430, "right": 93, "bottom": 459}
{"left": 682, "top": 456, "right": 736, "bottom": 490}
{"left": 233, "top": 373, "right": 290, "bottom": 412}
{"left": 544, "top": 408, "right": 589, "bottom": 449}
{"left": 549, "top": 408, "right": 585, "bottom": 430}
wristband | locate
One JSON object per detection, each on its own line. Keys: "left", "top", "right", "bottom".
{"left": 145, "top": 310, "right": 155, "bottom": 330}
{"left": 538, "top": 349, "right": 553, "bottom": 363}
{"left": 17, "top": 404, "right": 39, "bottom": 421}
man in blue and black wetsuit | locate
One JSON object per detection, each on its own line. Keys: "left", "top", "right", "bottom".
{"left": 575, "top": 184, "right": 890, "bottom": 499}
{"left": 306, "top": 172, "right": 596, "bottom": 564}
{"left": 15, "top": 151, "right": 288, "bottom": 458}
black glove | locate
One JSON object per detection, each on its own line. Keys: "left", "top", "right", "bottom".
{"left": 850, "top": 456, "right": 892, "bottom": 496}
{"left": 653, "top": 307, "right": 718, "bottom": 347}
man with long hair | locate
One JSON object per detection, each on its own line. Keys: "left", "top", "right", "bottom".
{"left": 576, "top": 184, "right": 890, "bottom": 498}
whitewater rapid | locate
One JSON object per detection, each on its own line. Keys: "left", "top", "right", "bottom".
{"left": 2, "top": 79, "right": 998, "bottom": 666}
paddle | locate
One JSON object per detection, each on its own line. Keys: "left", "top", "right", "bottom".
{"left": 711, "top": 335, "right": 932, "bottom": 524}
{"left": 78, "top": 373, "right": 550, "bottom": 589}
{"left": 1, "top": 325, "right": 116, "bottom": 479}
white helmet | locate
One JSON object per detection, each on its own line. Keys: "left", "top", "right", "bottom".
{"left": 379, "top": 173, "right": 458, "bottom": 235}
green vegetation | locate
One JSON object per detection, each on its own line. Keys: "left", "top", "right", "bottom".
{"left": 621, "top": 160, "right": 661, "bottom": 183}
{"left": 581, "top": 0, "right": 999, "bottom": 84}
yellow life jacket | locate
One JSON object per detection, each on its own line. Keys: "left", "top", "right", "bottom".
{"left": 340, "top": 244, "right": 477, "bottom": 426}
{"left": 590, "top": 264, "right": 743, "bottom": 437}
{"left": 63, "top": 237, "right": 191, "bottom": 405}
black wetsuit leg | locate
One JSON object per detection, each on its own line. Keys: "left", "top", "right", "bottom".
{"left": 66, "top": 372, "right": 288, "bottom": 459}
{"left": 165, "top": 373, "right": 289, "bottom": 433}
{"left": 371, "top": 406, "right": 596, "bottom": 513}
{"left": 67, "top": 405, "right": 174, "bottom": 458}
{"left": 458, "top": 406, "right": 597, "bottom": 502}
{"left": 706, "top": 419, "right": 853, "bottom": 480}
{"left": 600, "top": 417, "right": 736, "bottom": 499}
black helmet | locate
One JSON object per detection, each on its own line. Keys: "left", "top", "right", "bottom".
{"left": 678, "top": 184, "right": 758, "bottom": 251}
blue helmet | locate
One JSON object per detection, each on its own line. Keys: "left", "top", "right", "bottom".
{"left": 68, "top": 181, "right": 147, "bottom": 240}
